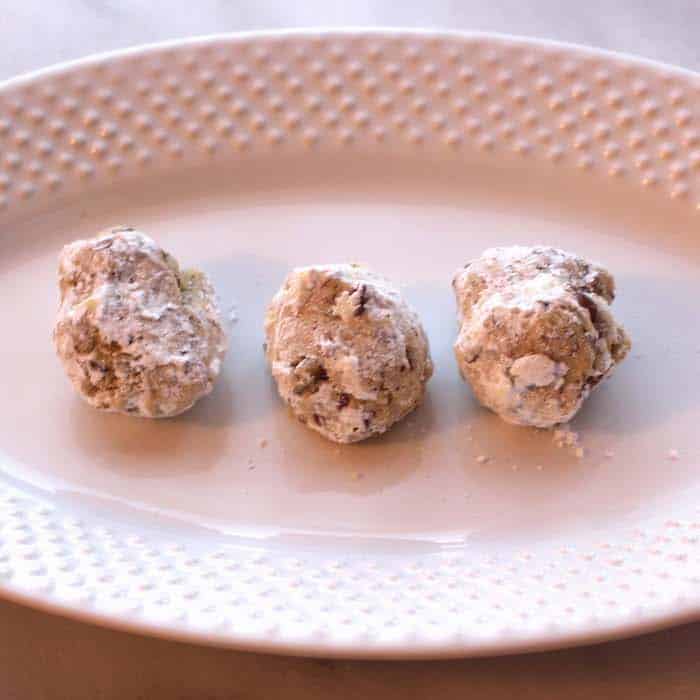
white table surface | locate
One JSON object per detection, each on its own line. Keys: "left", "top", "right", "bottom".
{"left": 3, "top": 2, "right": 700, "bottom": 697}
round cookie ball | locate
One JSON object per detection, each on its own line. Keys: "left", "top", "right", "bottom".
{"left": 54, "top": 227, "right": 227, "bottom": 417}
{"left": 265, "top": 264, "right": 433, "bottom": 443}
{"left": 452, "top": 246, "right": 631, "bottom": 428}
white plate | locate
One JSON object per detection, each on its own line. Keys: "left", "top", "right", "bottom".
{"left": 1, "top": 30, "right": 700, "bottom": 658}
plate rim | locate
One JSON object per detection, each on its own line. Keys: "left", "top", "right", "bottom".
{"left": 1, "top": 580, "right": 698, "bottom": 659}
{"left": 2, "top": 27, "right": 699, "bottom": 93}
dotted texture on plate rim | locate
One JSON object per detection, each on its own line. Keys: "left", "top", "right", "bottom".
{"left": 0, "top": 480, "right": 699, "bottom": 652}
{"left": 1, "top": 33, "right": 700, "bottom": 212}
{"left": 1, "top": 32, "right": 700, "bottom": 654}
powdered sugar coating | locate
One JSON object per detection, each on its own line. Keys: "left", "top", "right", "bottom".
{"left": 453, "top": 246, "right": 631, "bottom": 427}
{"left": 265, "top": 264, "right": 433, "bottom": 443}
{"left": 54, "top": 227, "right": 226, "bottom": 417}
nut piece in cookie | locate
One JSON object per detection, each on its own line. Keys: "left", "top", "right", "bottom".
{"left": 452, "top": 246, "right": 630, "bottom": 428}
{"left": 53, "top": 227, "right": 227, "bottom": 417}
{"left": 265, "top": 264, "right": 433, "bottom": 443}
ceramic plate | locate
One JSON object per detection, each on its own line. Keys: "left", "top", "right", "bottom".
{"left": 1, "top": 30, "right": 700, "bottom": 658}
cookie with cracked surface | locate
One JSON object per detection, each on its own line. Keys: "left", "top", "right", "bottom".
{"left": 265, "top": 264, "right": 433, "bottom": 443}
{"left": 452, "top": 246, "right": 630, "bottom": 428}
{"left": 54, "top": 227, "right": 227, "bottom": 417}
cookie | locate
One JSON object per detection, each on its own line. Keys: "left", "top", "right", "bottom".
{"left": 453, "top": 246, "right": 630, "bottom": 427}
{"left": 265, "top": 264, "right": 433, "bottom": 442}
{"left": 54, "top": 227, "right": 226, "bottom": 417}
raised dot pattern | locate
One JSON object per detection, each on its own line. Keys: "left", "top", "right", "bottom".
{"left": 0, "top": 34, "right": 699, "bottom": 653}
{"left": 0, "top": 34, "right": 699, "bottom": 210}
{"left": 1, "top": 477, "right": 697, "bottom": 654}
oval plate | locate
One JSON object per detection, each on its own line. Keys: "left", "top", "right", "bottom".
{"left": 1, "top": 30, "right": 700, "bottom": 658}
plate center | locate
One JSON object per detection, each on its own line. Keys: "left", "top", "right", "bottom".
{"left": 1, "top": 155, "right": 699, "bottom": 550}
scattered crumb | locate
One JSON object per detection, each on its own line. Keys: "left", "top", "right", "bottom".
{"left": 228, "top": 303, "right": 238, "bottom": 324}
{"left": 668, "top": 449, "right": 680, "bottom": 461}
{"left": 536, "top": 464, "right": 543, "bottom": 471}
{"left": 603, "top": 449, "right": 615, "bottom": 459}
{"left": 511, "top": 464, "right": 519, "bottom": 471}
{"left": 475, "top": 455, "right": 489, "bottom": 464}
{"left": 553, "top": 425, "right": 580, "bottom": 449}
{"left": 553, "top": 425, "right": 586, "bottom": 458}
{"left": 259, "top": 439, "right": 268, "bottom": 449}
